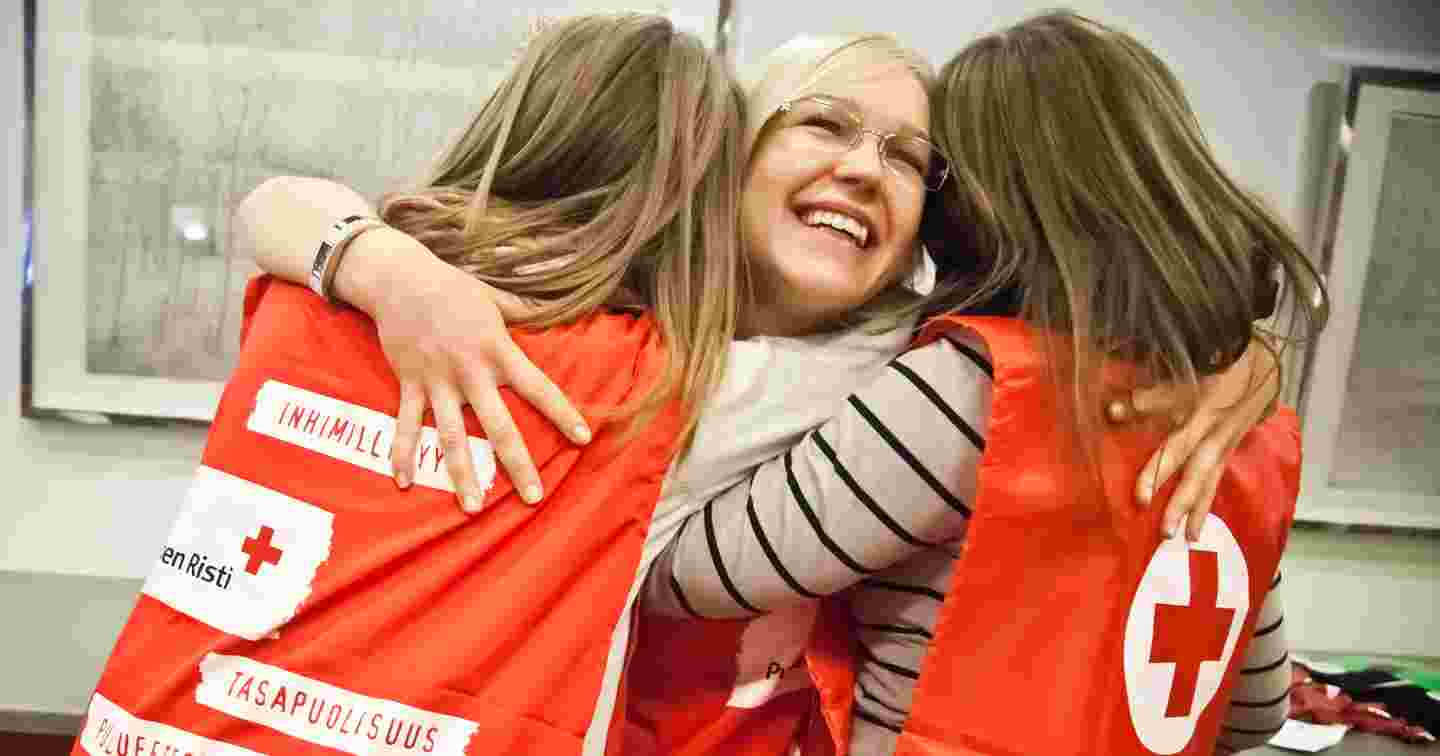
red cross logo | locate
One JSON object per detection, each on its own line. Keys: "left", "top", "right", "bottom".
{"left": 241, "top": 525, "right": 285, "bottom": 575}
{"left": 1149, "top": 550, "right": 1236, "bottom": 717}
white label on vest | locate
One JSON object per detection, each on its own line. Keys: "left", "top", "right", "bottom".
{"left": 726, "top": 601, "right": 819, "bottom": 709}
{"left": 78, "top": 691, "right": 267, "bottom": 756}
{"left": 141, "top": 465, "right": 334, "bottom": 640}
{"left": 1123, "top": 514, "right": 1250, "bottom": 754}
{"left": 248, "top": 380, "right": 497, "bottom": 496}
{"left": 196, "top": 653, "right": 479, "bottom": 756}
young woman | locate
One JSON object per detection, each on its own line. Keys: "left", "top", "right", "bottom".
{"left": 237, "top": 36, "right": 1273, "bottom": 537}
{"left": 76, "top": 15, "right": 753, "bottom": 756}
{"left": 235, "top": 35, "right": 972, "bottom": 755}
{"left": 231, "top": 22, "right": 1290, "bottom": 756}
{"left": 644, "top": 11, "right": 1327, "bottom": 755}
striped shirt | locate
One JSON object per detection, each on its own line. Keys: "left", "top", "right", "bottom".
{"left": 644, "top": 331, "right": 1292, "bottom": 755}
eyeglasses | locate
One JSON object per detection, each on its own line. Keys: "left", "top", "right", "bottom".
{"left": 772, "top": 95, "right": 952, "bottom": 191}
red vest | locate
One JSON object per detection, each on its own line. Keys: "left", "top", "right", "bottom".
{"left": 814, "top": 315, "right": 1299, "bottom": 756}
{"left": 624, "top": 599, "right": 857, "bottom": 756}
{"left": 74, "top": 277, "right": 684, "bottom": 756}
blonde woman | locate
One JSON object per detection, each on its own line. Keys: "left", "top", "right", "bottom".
{"left": 645, "top": 12, "right": 1327, "bottom": 756}
{"left": 237, "top": 34, "right": 965, "bottom": 755}
{"left": 239, "top": 35, "right": 1272, "bottom": 538}
{"left": 237, "top": 25, "right": 1288, "bottom": 756}
{"left": 76, "top": 15, "right": 754, "bottom": 756}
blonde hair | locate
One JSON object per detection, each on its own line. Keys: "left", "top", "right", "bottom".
{"left": 742, "top": 33, "right": 939, "bottom": 331}
{"left": 927, "top": 10, "right": 1328, "bottom": 455}
{"left": 380, "top": 14, "right": 746, "bottom": 450}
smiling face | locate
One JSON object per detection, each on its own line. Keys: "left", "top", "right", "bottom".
{"left": 739, "top": 64, "right": 931, "bottom": 337}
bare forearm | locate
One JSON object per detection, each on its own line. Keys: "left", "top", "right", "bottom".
{"left": 233, "top": 176, "right": 376, "bottom": 285}
{"left": 233, "top": 176, "right": 535, "bottom": 320}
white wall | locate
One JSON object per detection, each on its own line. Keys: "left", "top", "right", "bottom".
{"left": 2, "top": 1, "right": 210, "bottom": 579}
{"left": 3, "top": 1, "right": 1437, "bottom": 656}
{"left": 733, "top": 0, "right": 1440, "bottom": 234}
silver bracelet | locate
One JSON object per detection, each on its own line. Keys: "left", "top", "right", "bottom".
{"left": 309, "top": 215, "right": 386, "bottom": 305}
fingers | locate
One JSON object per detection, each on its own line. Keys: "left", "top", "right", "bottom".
{"left": 499, "top": 347, "right": 591, "bottom": 446}
{"left": 1136, "top": 415, "right": 1205, "bottom": 508}
{"left": 1105, "top": 395, "right": 1136, "bottom": 424}
{"left": 1106, "top": 392, "right": 1194, "bottom": 428}
{"left": 465, "top": 376, "right": 545, "bottom": 507}
{"left": 429, "top": 384, "right": 488, "bottom": 514}
{"left": 1132, "top": 339, "right": 1281, "bottom": 537}
{"left": 1161, "top": 438, "right": 1225, "bottom": 540}
{"left": 1186, "top": 464, "right": 1225, "bottom": 541}
{"left": 1131, "top": 377, "right": 1209, "bottom": 418}
{"left": 1183, "top": 386, "right": 1270, "bottom": 539}
{"left": 390, "top": 381, "right": 427, "bottom": 489}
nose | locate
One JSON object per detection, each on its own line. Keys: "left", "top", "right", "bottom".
{"left": 830, "top": 131, "right": 887, "bottom": 188}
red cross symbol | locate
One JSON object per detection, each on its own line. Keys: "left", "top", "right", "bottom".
{"left": 1149, "top": 550, "right": 1235, "bottom": 718}
{"left": 241, "top": 526, "right": 285, "bottom": 575}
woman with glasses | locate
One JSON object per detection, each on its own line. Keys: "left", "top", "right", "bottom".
{"left": 644, "top": 13, "right": 1323, "bottom": 755}
{"left": 233, "top": 27, "right": 1286, "bottom": 756}
{"left": 239, "top": 31, "right": 1257, "bottom": 528}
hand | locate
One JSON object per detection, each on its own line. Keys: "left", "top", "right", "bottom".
{"left": 1107, "top": 336, "right": 1281, "bottom": 541}
{"left": 342, "top": 227, "right": 592, "bottom": 512}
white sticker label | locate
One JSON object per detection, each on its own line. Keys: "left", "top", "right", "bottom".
{"left": 78, "top": 691, "right": 266, "bottom": 756}
{"left": 196, "top": 653, "right": 479, "bottom": 756}
{"left": 1124, "top": 514, "right": 1251, "bottom": 754}
{"left": 726, "top": 602, "right": 819, "bottom": 709}
{"left": 141, "top": 465, "right": 335, "bottom": 641}
{"left": 247, "top": 380, "right": 496, "bottom": 495}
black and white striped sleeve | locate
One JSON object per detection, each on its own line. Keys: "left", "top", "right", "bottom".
{"left": 848, "top": 548, "right": 956, "bottom": 754}
{"left": 1216, "top": 569, "right": 1290, "bottom": 753}
{"left": 644, "top": 332, "right": 993, "bottom": 619}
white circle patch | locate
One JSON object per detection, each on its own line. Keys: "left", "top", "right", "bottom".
{"left": 1124, "top": 514, "right": 1250, "bottom": 754}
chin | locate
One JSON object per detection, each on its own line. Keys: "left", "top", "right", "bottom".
{"left": 785, "top": 284, "right": 864, "bottom": 325}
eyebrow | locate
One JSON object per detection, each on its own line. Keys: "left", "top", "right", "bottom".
{"left": 813, "top": 94, "right": 933, "bottom": 141}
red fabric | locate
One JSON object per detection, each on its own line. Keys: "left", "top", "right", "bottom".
{"left": 74, "top": 277, "right": 683, "bottom": 756}
{"left": 807, "top": 315, "right": 1301, "bottom": 756}
{"left": 1289, "top": 666, "right": 1436, "bottom": 744}
{"left": 623, "top": 601, "right": 852, "bottom": 756}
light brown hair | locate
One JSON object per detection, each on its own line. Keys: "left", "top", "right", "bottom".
{"left": 379, "top": 14, "right": 746, "bottom": 449}
{"left": 927, "top": 10, "right": 1328, "bottom": 457}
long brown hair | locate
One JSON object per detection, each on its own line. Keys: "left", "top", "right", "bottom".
{"left": 379, "top": 14, "right": 746, "bottom": 449}
{"left": 927, "top": 10, "right": 1328, "bottom": 450}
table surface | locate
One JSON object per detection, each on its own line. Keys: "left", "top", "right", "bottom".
{"left": 1, "top": 570, "right": 1433, "bottom": 753}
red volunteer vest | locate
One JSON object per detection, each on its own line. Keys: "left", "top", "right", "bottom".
{"left": 624, "top": 599, "right": 856, "bottom": 756}
{"left": 814, "top": 315, "right": 1299, "bottom": 756}
{"left": 74, "top": 277, "right": 685, "bottom": 756}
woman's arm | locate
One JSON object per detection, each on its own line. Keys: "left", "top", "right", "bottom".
{"left": 642, "top": 327, "right": 1286, "bottom": 619}
{"left": 233, "top": 176, "right": 373, "bottom": 289}
{"left": 1122, "top": 336, "right": 1285, "bottom": 541}
{"left": 644, "top": 333, "right": 993, "bottom": 618}
{"left": 231, "top": 177, "right": 591, "bottom": 510}
{"left": 1216, "top": 570, "right": 1290, "bottom": 753}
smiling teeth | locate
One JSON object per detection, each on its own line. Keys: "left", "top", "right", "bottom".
{"left": 801, "top": 210, "right": 869, "bottom": 247}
